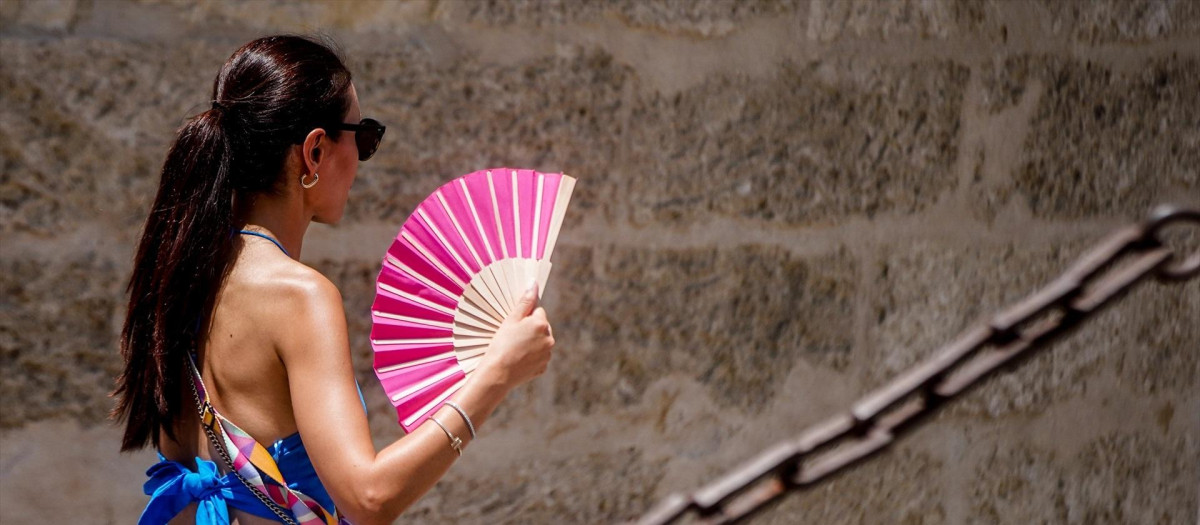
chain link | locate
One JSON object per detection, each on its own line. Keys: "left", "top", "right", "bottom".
{"left": 636, "top": 205, "right": 1199, "bottom": 525}
{"left": 188, "top": 366, "right": 300, "bottom": 525}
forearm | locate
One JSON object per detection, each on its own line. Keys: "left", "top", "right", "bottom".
{"left": 347, "top": 368, "right": 510, "bottom": 523}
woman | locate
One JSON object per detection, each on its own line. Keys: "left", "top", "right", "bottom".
{"left": 112, "top": 35, "right": 555, "bottom": 524}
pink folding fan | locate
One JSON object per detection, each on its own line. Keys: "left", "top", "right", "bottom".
{"left": 370, "top": 168, "right": 576, "bottom": 432}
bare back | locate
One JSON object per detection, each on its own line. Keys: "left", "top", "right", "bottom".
{"left": 157, "top": 239, "right": 328, "bottom": 524}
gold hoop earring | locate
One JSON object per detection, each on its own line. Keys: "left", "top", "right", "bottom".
{"left": 301, "top": 172, "right": 319, "bottom": 189}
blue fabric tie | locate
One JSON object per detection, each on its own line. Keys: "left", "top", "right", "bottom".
{"left": 140, "top": 457, "right": 242, "bottom": 524}
{"left": 138, "top": 379, "right": 367, "bottom": 522}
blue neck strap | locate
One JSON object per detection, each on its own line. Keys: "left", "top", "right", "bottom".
{"left": 237, "top": 229, "right": 289, "bottom": 257}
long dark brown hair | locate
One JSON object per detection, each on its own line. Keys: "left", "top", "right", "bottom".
{"left": 113, "top": 35, "right": 353, "bottom": 451}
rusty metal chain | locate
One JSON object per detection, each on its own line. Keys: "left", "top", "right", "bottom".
{"left": 636, "top": 205, "right": 1199, "bottom": 525}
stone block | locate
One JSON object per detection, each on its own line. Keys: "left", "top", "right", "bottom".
{"left": 867, "top": 240, "right": 1068, "bottom": 415}
{"left": 0, "top": 254, "right": 126, "bottom": 427}
{"left": 978, "top": 54, "right": 1040, "bottom": 115}
{"left": 1062, "top": 432, "right": 1198, "bottom": 523}
{"left": 757, "top": 447, "right": 946, "bottom": 524}
{"left": 407, "top": 447, "right": 665, "bottom": 523}
{"left": 549, "top": 244, "right": 857, "bottom": 415}
{"left": 346, "top": 46, "right": 633, "bottom": 225}
{"left": 1008, "top": 56, "right": 1200, "bottom": 219}
{"left": 970, "top": 432, "right": 1198, "bottom": 524}
{"left": 452, "top": 0, "right": 799, "bottom": 37}
{"left": 804, "top": 0, "right": 993, "bottom": 42}
{"left": 0, "top": 421, "right": 158, "bottom": 523}
{"left": 967, "top": 442, "right": 1066, "bottom": 523}
{"left": 0, "top": 38, "right": 228, "bottom": 235}
{"left": 867, "top": 238, "right": 1198, "bottom": 419}
{"left": 0, "top": 0, "right": 82, "bottom": 33}
{"left": 1039, "top": 0, "right": 1200, "bottom": 44}
{"left": 625, "top": 59, "right": 967, "bottom": 226}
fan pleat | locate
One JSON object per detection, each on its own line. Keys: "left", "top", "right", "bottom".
{"left": 372, "top": 342, "right": 454, "bottom": 370}
{"left": 423, "top": 195, "right": 484, "bottom": 274}
{"left": 372, "top": 289, "right": 454, "bottom": 323}
{"left": 489, "top": 170, "right": 518, "bottom": 258}
{"left": 371, "top": 317, "right": 451, "bottom": 342}
{"left": 461, "top": 173, "right": 502, "bottom": 263}
{"left": 438, "top": 182, "right": 490, "bottom": 267}
{"left": 378, "top": 264, "right": 455, "bottom": 308}
{"left": 402, "top": 218, "right": 471, "bottom": 286}
{"left": 378, "top": 357, "right": 459, "bottom": 398}
{"left": 387, "top": 238, "right": 463, "bottom": 295}
{"left": 399, "top": 377, "right": 467, "bottom": 430}
{"left": 514, "top": 169, "right": 538, "bottom": 258}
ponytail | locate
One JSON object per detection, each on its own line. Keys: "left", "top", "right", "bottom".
{"left": 113, "top": 108, "right": 236, "bottom": 451}
{"left": 112, "top": 35, "right": 352, "bottom": 451}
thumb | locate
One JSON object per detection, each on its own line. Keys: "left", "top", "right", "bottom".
{"left": 507, "top": 280, "right": 539, "bottom": 322}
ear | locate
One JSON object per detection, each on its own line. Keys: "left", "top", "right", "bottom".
{"left": 301, "top": 127, "right": 327, "bottom": 177}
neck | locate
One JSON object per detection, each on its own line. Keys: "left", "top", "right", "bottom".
{"left": 234, "top": 189, "right": 311, "bottom": 260}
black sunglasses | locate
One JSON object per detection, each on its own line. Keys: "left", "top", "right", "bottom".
{"left": 327, "top": 118, "right": 386, "bottom": 161}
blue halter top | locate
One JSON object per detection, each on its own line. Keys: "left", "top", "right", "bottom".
{"left": 139, "top": 230, "right": 361, "bottom": 524}
{"left": 141, "top": 431, "right": 331, "bottom": 524}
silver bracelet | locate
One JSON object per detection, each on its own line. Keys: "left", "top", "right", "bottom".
{"left": 444, "top": 401, "right": 476, "bottom": 439}
{"left": 429, "top": 416, "right": 463, "bottom": 456}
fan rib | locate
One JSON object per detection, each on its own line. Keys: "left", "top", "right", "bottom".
{"left": 466, "top": 280, "right": 507, "bottom": 324}
{"left": 455, "top": 303, "right": 500, "bottom": 330}
{"left": 479, "top": 267, "right": 512, "bottom": 315}
{"left": 492, "top": 260, "right": 516, "bottom": 311}
{"left": 373, "top": 337, "right": 454, "bottom": 346}
{"left": 542, "top": 175, "right": 576, "bottom": 262}
{"left": 452, "top": 324, "right": 494, "bottom": 339}
{"left": 532, "top": 173, "right": 544, "bottom": 261}
{"left": 372, "top": 311, "right": 452, "bottom": 329}
{"left": 461, "top": 286, "right": 503, "bottom": 325}
{"left": 511, "top": 170, "right": 524, "bottom": 259}
{"left": 457, "top": 301, "right": 500, "bottom": 330}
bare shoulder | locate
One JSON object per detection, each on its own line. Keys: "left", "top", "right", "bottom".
{"left": 272, "top": 264, "right": 353, "bottom": 372}
{"left": 272, "top": 262, "right": 343, "bottom": 313}
{"left": 223, "top": 257, "right": 346, "bottom": 342}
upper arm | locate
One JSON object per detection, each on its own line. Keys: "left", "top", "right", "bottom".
{"left": 273, "top": 271, "right": 376, "bottom": 515}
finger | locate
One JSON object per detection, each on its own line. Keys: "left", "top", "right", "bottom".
{"left": 506, "top": 280, "right": 540, "bottom": 322}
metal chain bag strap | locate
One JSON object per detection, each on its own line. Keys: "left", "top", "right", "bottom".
{"left": 186, "top": 354, "right": 342, "bottom": 525}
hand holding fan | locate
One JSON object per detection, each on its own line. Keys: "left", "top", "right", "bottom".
{"left": 370, "top": 168, "right": 576, "bottom": 432}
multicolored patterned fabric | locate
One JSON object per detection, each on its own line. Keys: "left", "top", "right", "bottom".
{"left": 188, "top": 355, "right": 341, "bottom": 525}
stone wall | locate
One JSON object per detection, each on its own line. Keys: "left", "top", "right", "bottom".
{"left": 2, "top": 0, "right": 1197, "bottom": 523}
